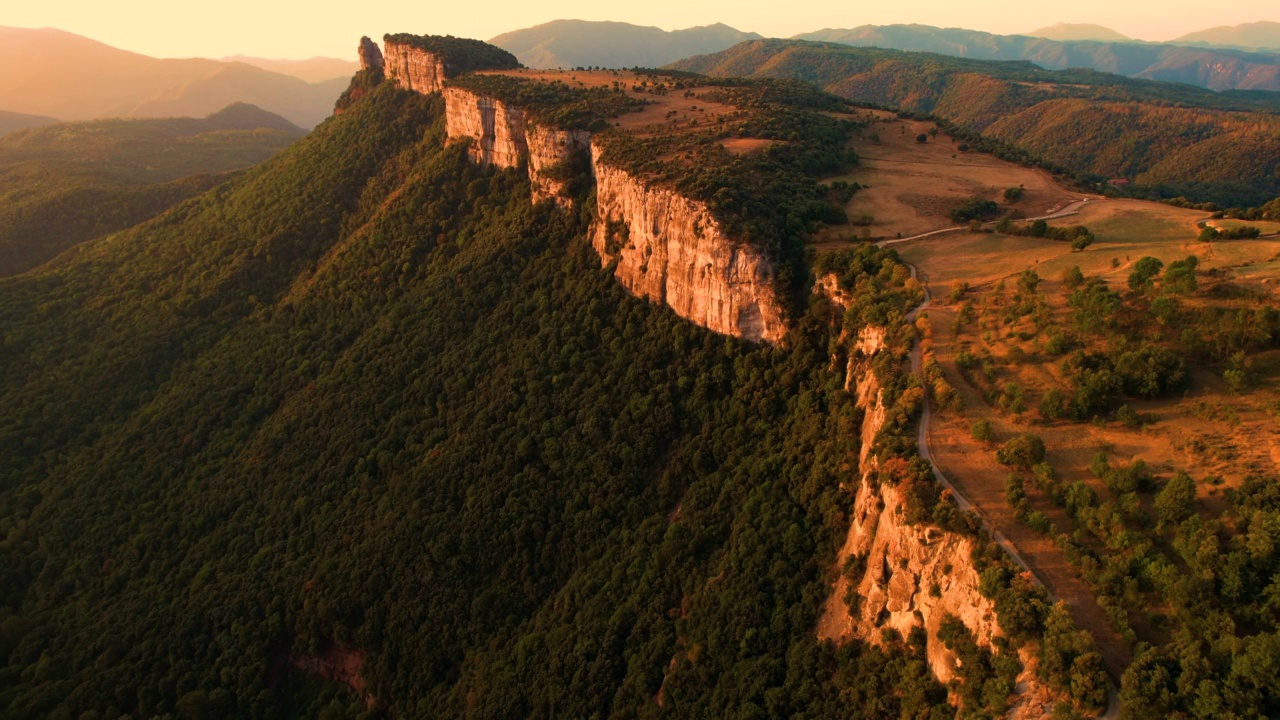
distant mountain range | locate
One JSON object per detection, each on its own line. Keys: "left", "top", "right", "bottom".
{"left": 0, "top": 103, "right": 303, "bottom": 276}
{"left": 490, "top": 20, "right": 761, "bottom": 68}
{"left": 673, "top": 39, "right": 1280, "bottom": 206}
{"left": 0, "top": 27, "right": 349, "bottom": 128}
{"left": 791, "top": 24, "right": 1280, "bottom": 91}
{"left": 0, "top": 109, "right": 58, "bottom": 138}
{"left": 1173, "top": 21, "right": 1280, "bottom": 51}
{"left": 1025, "top": 23, "right": 1130, "bottom": 42}
{"left": 487, "top": 19, "right": 1280, "bottom": 92}
{"left": 222, "top": 55, "right": 359, "bottom": 83}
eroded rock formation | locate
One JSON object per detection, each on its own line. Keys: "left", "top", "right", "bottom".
{"left": 384, "top": 41, "right": 448, "bottom": 94}
{"left": 816, "top": 327, "right": 1053, "bottom": 715}
{"left": 443, "top": 88, "right": 529, "bottom": 168}
{"left": 358, "top": 36, "right": 383, "bottom": 73}
{"left": 591, "top": 150, "right": 787, "bottom": 343}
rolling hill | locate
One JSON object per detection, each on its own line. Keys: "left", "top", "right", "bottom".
{"left": 672, "top": 39, "right": 1280, "bottom": 206}
{"left": 0, "top": 26, "right": 347, "bottom": 128}
{"left": 489, "top": 19, "right": 761, "bottom": 68}
{"left": 0, "top": 103, "right": 304, "bottom": 276}
{"left": 790, "top": 24, "right": 1280, "bottom": 91}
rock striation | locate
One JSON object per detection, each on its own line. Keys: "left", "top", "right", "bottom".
{"left": 379, "top": 35, "right": 787, "bottom": 343}
{"left": 383, "top": 41, "right": 448, "bottom": 94}
{"left": 590, "top": 151, "right": 787, "bottom": 343}
{"left": 816, "top": 328, "right": 1052, "bottom": 714}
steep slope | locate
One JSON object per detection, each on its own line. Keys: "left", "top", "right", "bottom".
{"left": 1174, "top": 20, "right": 1280, "bottom": 51}
{"left": 490, "top": 19, "right": 761, "bottom": 69}
{"left": 0, "top": 34, "right": 1113, "bottom": 716}
{"left": 0, "top": 26, "right": 344, "bottom": 127}
{"left": 0, "top": 103, "right": 303, "bottom": 276}
{"left": 0, "top": 78, "right": 935, "bottom": 719}
{"left": 790, "top": 24, "right": 1280, "bottom": 91}
{"left": 1026, "top": 23, "right": 1131, "bottom": 42}
{"left": 672, "top": 39, "right": 1280, "bottom": 206}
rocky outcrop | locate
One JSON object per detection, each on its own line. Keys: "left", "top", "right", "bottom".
{"left": 443, "top": 88, "right": 529, "bottom": 168}
{"left": 527, "top": 125, "right": 592, "bottom": 206}
{"left": 358, "top": 37, "right": 383, "bottom": 72}
{"left": 384, "top": 41, "right": 448, "bottom": 94}
{"left": 817, "top": 336, "right": 1053, "bottom": 715}
{"left": 590, "top": 148, "right": 787, "bottom": 343}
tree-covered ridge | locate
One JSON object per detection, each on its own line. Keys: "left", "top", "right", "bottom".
{"left": 383, "top": 33, "right": 520, "bottom": 75}
{"left": 0, "top": 79, "right": 977, "bottom": 719}
{"left": 0, "top": 103, "right": 305, "bottom": 277}
{"left": 671, "top": 39, "right": 1280, "bottom": 207}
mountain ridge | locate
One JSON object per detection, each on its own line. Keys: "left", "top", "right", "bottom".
{"left": 489, "top": 19, "right": 761, "bottom": 68}
{"left": 0, "top": 26, "right": 345, "bottom": 128}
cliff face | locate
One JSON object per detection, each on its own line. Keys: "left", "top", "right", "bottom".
{"left": 817, "top": 331, "right": 1050, "bottom": 713}
{"left": 590, "top": 149, "right": 787, "bottom": 343}
{"left": 442, "top": 88, "right": 529, "bottom": 168}
{"left": 527, "top": 125, "right": 592, "bottom": 207}
{"left": 384, "top": 41, "right": 447, "bottom": 94}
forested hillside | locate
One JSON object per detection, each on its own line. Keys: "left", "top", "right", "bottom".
{"left": 672, "top": 40, "right": 1280, "bottom": 207}
{"left": 0, "top": 104, "right": 304, "bottom": 276}
{"left": 0, "top": 79, "right": 965, "bottom": 719}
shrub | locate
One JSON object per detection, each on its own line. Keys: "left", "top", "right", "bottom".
{"left": 996, "top": 434, "right": 1046, "bottom": 469}
{"left": 1154, "top": 471, "right": 1196, "bottom": 524}
{"left": 971, "top": 419, "right": 994, "bottom": 443}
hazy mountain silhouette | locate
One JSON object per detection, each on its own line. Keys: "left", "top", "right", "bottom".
{"left": 0, "top": 109, "right": 57, "bottom": 138}
{"left": 221, "top": 55, "right": 359, "bottom": 83}
{"left": 790, "top": 24, "right": 1280, "bottom": 91}
{"left": 1026, "top": 22, "right": 1130, "bottom": 42}
{"left": 1174, "top": 21, "right": 1280, "bottom": 52}
{"left": 0, "top": 27, "right": 346, "bottom": 127}
{"left": 490, "top": 19, "right": 761, "bottom": 68}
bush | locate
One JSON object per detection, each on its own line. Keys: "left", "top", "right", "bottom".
{"left": 1004, "top": 186, "right": 1025, "bottom": 202}
{"left": 996, "top": 434, "right": 1046, "bottom": 469}
{"left": 971, "top": 419, "right": 994, "bottom": 443}
{"left": 1155, "top": 471, "right": 1196, "bottom": 524}
{"left": 950, "top": 197, "right": 1000, "bottom": 223}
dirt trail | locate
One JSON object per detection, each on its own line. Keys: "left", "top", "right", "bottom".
{"left": 899, "top": 263, "right": 1131, "bottom": 693}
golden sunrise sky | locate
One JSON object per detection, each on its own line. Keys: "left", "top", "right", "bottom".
{"left": 2, "top": 0, "right": 1277, "bottom": 59}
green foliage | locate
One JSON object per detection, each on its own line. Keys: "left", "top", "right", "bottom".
{"left": 0, "top": 105, "right": 303, "bottom": 276}
{"left": 447, "top": 74, "right": 646, "bottom": 130}
{"left": 949, "top": 197, "right": 999, "bottom": 223}
{"left": 1154, "top": 472, "right": 1197, "bottom": 524}
{"left": 1127, "top": 256, "right": 1164, "bottom": 292}
{"left": 0, "top": 80, "right": 958, "bottom": 719}
{"left": 996, "top": 434, "right": 1046, "bottom": 469}
{"left": 936, "top": 616, "right": 1021, "bottom": 717}
{"left": 382, "top": 33, "right": 519, "bottom": 75}
{"left": 1004, "top": 186, "right": 1024, "bottom": 202}
{"left": 971, "top": 419, "right": 994, "bottom": 443}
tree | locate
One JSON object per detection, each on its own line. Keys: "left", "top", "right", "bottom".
{"left": 1128, "top": 256, "right": 1164, "bottom": 292}
{"left": 916, "top": 133, "right": 928, "bottom": 143}
{"left": 1004, "top": 187, "right": 1024, "bottom": 202}
{"left": 996, "top": 434, "right": 1046, "bottom": 469}
{"left": 1070, "top": 234, "right": 1094, "bottom": 252}
{"left": 1155, "top": 472, "right": 1197, "bottom": 524}
{"left": 1062, "top": 266, "right": 1085, "bottom": 290}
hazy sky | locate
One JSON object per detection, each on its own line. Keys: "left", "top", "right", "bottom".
{"left": 3, "top": 0, "right": 1277, "bottom": 59}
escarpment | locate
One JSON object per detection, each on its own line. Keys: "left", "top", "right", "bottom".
{"left": 818, "top": 327, "right": 1052, "bottom": 713}
{"left": 383, "top": 41, "right": 448, "bottom": 94}
{"left": 369, "top": 33, "right": 788, "bottom": 343}
{"left": 590, "top": 153, "right": 787, "bottom": 343}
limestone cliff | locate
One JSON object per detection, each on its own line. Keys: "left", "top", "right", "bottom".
{"left": 527, "top": 125, "right": 592, "bottom": 207}
{"left": 443, "top": 88, "right": 529, "bottom": 168}
{"left": 590, "top": 148, "right": 787, "bottom": 343}
{"left": 384, "top": 41, "right": 448, "bottom": 94}
{"left": 817, "top": 328, "right": 1053, "bottom": 716}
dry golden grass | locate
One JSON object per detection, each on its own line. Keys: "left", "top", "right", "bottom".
{"left": 818, "top": 114, "right": 1080, "bottom": 241}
